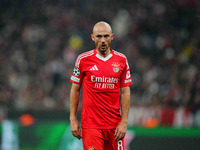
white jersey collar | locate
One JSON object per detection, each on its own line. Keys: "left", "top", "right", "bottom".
{"left": 96, "top": 53, "right": 113, "bottom": 61}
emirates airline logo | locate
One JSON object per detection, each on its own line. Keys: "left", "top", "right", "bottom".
{"left": 112, "top": 62, "right": 119, "bottom": 73}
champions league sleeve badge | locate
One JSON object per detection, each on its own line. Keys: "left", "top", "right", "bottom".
{"left": 73, "top": 68, "right": 80, "bottom": 77}
{"left": 112, "top": 62, "right": 120, "bottom": 73}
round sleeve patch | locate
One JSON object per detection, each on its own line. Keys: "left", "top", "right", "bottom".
{"left": 73, "top": 68, "right": 80, "bottom": 77}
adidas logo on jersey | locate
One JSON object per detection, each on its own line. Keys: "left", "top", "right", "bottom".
{"left": 90, "top": 65, "right": 98, "bottom": 71}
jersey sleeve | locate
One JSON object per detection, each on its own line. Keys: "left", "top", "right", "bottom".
{"left": 120, "top": 58, "right": 133, "bottom": 87}
{"left": 70, "top": 55, "right": 83, "bottom": 84}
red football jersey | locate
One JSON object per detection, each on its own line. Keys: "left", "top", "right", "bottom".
{"left": 70, "top": 49, "right": 132, "bottom": 129}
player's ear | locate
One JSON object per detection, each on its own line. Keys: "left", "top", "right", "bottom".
{"left": 111, "top": 33, "right": 114, "bottom": 40}
{"left": 91, "top": 34, "right": 95, "bottom": 41}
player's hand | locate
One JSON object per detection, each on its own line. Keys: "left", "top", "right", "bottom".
{"left": 70, "top": 119, "right": 82, "bottom": 140}
{"left": 114, "top": 121, "right": 127, "bottom": 141}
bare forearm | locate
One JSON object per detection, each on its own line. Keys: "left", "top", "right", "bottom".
{"left": 70, "top": 84, "right": 80, "bottom": 120}
{"left": 120, "top": 86, "right": 130, "bottom": 124}
{"left": 115, "top": 86, "right": 130, "bottom": 141}
{"left": 69, "top": 83, "right": 82, "bottom": 139}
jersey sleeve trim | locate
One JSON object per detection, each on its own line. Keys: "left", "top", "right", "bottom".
{"left": 70, "top": 76, "right": 81, "bottom": 83}
{"left": 114, "top": 50, "right": 130, "bottom": 69}
{"left": 75, "top": 50, "right": 94, "bottom": 68}
{"left": 113, "top": 50, "right": 126, "bottom": 58}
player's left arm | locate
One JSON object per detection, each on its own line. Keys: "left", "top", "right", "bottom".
{"left": 114, "top": 86, "right": 130, "bottom": 141}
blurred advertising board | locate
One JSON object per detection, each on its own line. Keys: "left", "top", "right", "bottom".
{"left": 0, "top": 120, "right": 200, "bottom": 150}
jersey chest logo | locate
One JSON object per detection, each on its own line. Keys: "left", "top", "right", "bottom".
{"left": 112, "top": 62, "right": 120, "bottom": 73}
{"left": 89, "top": 146, "right": 94, "bottom": 150}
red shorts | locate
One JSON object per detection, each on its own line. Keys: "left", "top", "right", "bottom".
{"left": 82, "top": 128, "right": 124, "bottom": 150}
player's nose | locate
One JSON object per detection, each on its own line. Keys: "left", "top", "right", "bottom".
{"left": 101, "top": 37, "right": 106, "bottom": 43}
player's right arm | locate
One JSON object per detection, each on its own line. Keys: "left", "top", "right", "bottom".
{"left": 70, "top": 83, "right": 82, "bottom": 139}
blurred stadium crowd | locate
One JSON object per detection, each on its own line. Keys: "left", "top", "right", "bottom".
{"left": 0, "top": 0, "right": 199, "bottom": 120}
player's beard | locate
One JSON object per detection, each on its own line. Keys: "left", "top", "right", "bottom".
{"left": 96, "top": 41, "right": 111, "bottom": 55}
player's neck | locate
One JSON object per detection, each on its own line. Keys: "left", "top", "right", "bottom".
{"left": 96, "top": 48, "right": 111, "bottom": 58}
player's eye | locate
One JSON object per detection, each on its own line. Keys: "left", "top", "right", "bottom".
{"left": 96, "top": 35, "right": 102, "bottom": 38}
{"left": 104, "top": 35, "right": 109, "bottom": 38}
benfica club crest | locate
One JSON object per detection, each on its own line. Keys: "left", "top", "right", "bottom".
{"left": 112, "top": 62, "right": 120, "bottom": 73}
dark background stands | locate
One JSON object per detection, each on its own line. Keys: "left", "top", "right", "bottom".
{"left": 0, "top": 0, "right": 199, "bottom": 125}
